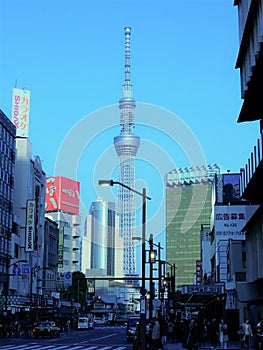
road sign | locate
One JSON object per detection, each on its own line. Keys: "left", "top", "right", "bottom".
{"left": 12, "top": 266, "right": 21, "bottom": 275}
{"left": 22, "top": 263, "right": 30, "bottom": 274}
{"left": 64, "top": 271, "right": 72, "bottom": 286}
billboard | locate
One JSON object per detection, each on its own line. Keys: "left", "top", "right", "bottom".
{"left": 11, "top": 88, "right": 31, "bottom": 137}
{"left": 214, "top": 205, "right": 246, "bottom": 239}
{"left": 222, "top": 173, "right": 242, "bottom": 203}
{"left": 46, "top": 176, "right": 80, "bottom": 214}
{"left": 25, "top": 199, "right": 35, "bottom": 252}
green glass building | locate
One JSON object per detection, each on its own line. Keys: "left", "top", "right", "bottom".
{"left": 165, "top": 165, "right": 220, "bottom": 288}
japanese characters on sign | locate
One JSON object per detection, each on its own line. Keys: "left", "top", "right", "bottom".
{"left": 25, "top": 199, "right": 35, "bottom": 252}
{"left": 214, "top": 205, "right": 246, "bottom": 239}
{"left": 11, "top": 88, "right": 31, "bottom": 137}
{"left": 45, "top": 176, "right": 80, "bottom": 214}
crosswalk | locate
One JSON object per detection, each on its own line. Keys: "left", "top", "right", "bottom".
{"left": 0, "top": 344, "right": 129, "bottom": 350}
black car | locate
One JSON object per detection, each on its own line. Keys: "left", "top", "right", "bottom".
{"left": 126, "top": 316, "right": 140, "bottom": 343}
{"left": 33, "top": 321, "right": 60, "bottom": 338}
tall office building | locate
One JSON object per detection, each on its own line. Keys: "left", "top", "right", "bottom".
{"left": 89, "top": 198, "right": 115, "bottom": 276}
{"left": 165, "top": 164, "right": 220, "bottom": 287}
{"left": 0, "top": 110, "right": 16, "bottom": 298}
{"left": 114, "top": 27, "right": 140, "bottom": 276}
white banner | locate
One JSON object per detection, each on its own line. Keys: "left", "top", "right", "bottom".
{"left": 64, "top": 271, "right": 72, "bottom": 287}
{"left": 12, "top": 88, "right": 31, "bottom": 137}
{"left": 214, "top": 205, "right": 246, "bottom": 239}
{"left": 25, "top": 200, "right": 35, "bottom": 252}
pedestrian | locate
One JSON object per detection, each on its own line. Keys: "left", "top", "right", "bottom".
{"left": 210, "top": 318, "right": 219, "bottom": 349}
{"left": 66, "top": 319, "right": 71, "bottom": 332}
{"left": 237, "top": 326, "right": 245, "bottom": 349}
{"left": 167, "top": 320, "right": 175, "bottom": 343}
{"left": 242, "top": 320, "right": 253, "bottom": 349}
{"left": 151, "top": 318, "right": 162, "bottom": 350}
{"left": 219, "top": 319, "right": 229, "bottom": 349}
{"left": 187, "top": 319, "right": 198, "bottom": 350}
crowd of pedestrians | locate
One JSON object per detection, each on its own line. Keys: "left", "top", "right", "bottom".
{"left": 0, "top": 316, "right": 72, "bottom": 338}
{"left": 159, "top": 316, "right": 263, "bottom": 350}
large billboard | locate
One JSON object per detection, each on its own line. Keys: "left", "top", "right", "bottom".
{"left": 46, "top": 176, "right": 80, "bottom": 214}
{"left": 214, "top": 205, "right": 246, "bottom": 240}
{"left": 11, "top": 88, "right": 31, "bottom": 137}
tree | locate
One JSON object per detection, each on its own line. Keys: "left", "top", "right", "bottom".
{"left": 67, "top": 271, "right": 87, "bottom": 307}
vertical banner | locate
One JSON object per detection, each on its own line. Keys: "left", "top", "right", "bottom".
{"left": 11, "top": 88, "right": 31, "bottom": 137}
{"left": 63, "top": 272, "right": 72, "bottom": 287}
{"left": 25, "top": 199, "right": 35, "bottom": 252}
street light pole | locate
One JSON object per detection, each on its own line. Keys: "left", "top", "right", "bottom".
{"left": 149, "top": 233, "right": 154, "bottom": 322}
{"left": 98, "top": 180, "right": 151, "bottom": 350}
{"left": 158, "top": 242, "right": 162, "bottom": 300}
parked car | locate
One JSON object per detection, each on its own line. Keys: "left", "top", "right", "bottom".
{"left": 93, "top": 315, "right": 106, "bottom": 325}
{"left": 77, "top": 317, "right": 94, "bottom": 330}
{"left": 33, "top": 321, "right": 60, "bottom": 338}
{"left": 126, "top": 316, "right": 140, "bottom": 343}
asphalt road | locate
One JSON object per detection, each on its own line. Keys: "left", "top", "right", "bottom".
{"left": 0, "top": 324, "right": 132, "bottom": 350}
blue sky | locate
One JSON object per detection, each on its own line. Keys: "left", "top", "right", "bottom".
{"left": 0, "top": 1, "right": 260, "bottom": 249}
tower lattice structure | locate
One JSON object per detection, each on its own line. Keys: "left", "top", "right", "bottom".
{"left": 114, "top": 27, "right": 140, "bottom": 275}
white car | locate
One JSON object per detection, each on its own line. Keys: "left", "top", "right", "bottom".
{"left": 93, "top": 315, "right": 106, "bottom": 325}
{"left": 77, "top": 317, "right": 94, "bottom": 330}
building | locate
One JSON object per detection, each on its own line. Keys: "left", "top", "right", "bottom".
{"left": 113, "top": 27, "right": 140, "bottom": 276}
{"left": 0, "top": 109, "right": 17, "bottom": 311}
{"left": 12, "top": 142, "right": 46, "bottom": 306}
{"left": 233, "top": 0, "right": 263, "bottom": 324}
{"left": 165, "top": 164, "right": 220, "bottom": 288}
{"left": 42, "top": 217, "right": 59, "bottom": 297}
{"left": 45, "top": 176, "right": 81, "bottom": 281}
{"left": 89, "top": 198, "right": 115, "bottom": 275}
{"left": 82, "top": 198, "right": 125, "bottom": 296}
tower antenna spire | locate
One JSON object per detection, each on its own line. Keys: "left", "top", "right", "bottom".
{"left": 124, "top": 26, "right": 131, "bottom": 83}
{"left": 114, "top": 27, "right": 140, "bottom": 276}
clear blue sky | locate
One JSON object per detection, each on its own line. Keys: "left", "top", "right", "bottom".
{"left": 0, "top": 0, "right": 259, "bottom": 246}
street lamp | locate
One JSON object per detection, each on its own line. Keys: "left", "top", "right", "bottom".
{"left": 99, "top": 179, "right": 151, "bottom": 350}
{"left": 133, "top": 234, "right": 163, "bottom": 321}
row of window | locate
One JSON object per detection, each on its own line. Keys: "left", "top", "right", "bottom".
{"left": 0, "top": 125, "right": 16, "bottom": 148}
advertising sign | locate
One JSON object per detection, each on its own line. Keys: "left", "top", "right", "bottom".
{"left": 46, "top": 176, "right": 80, "bottom": 214}
{"left": 25, "top": 199, "right": 35, "bottom": 252}
{"left": 214, "top": 205, "right": 246, "bottom": 239}
{"left": 11, "top": 88, "right": 31, "bottom": 137}
{"left": 222, "top": 173, "right": 242, "bottom": 203}
{"left": 63, "top": 271, "right": 72, "bottom": 287}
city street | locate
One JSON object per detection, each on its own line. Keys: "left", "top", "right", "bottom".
{"left": 0, "top": 324, "right": 132, "bottom": 350}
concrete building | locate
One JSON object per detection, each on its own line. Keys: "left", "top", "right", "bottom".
{"left": 233, "top": 0, "right": 263, "bottom": 325}
{"left": 45, "top": 176, "right": 81, "bottom": 284}
{"left": 0, "top": 110, "right": 17, "bottom": 308}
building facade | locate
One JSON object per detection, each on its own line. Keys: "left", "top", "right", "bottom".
{"left": 89, "top": 198, "right": 115, "bottom": 276}
{"left": 0, "top": 110, "right": 16, "bottom": 307}
{"left": 165, "top": 164, "right": 220, "bottom": 288}
{"left": 233, "top": 0, "right": 263, "bottom": 324}
{"left": 45, "top": 176, "right": 81, "bottom": 280}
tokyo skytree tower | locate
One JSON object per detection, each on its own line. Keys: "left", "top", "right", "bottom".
{"left": 114, "top": 27, "right": 140, "bottom": 276}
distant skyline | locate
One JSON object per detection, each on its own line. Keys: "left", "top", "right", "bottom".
{"left": 0, "top": 1, "right": 260, "bottom": 246}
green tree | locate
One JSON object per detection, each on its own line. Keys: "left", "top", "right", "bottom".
{"left": 67, "top": 271, "right": 87, "bottom": 307}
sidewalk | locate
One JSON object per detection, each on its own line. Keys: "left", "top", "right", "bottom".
{"left": 163, "top": 341, "right": 241, "bottom": 350}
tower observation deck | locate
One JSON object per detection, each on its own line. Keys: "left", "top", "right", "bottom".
{"left": 114, "top": 27, "right": 140, "bottom": 275}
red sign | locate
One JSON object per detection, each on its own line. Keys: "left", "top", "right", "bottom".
{"left": 46, "top": 176, "right": 80, "bottom": 214}
{"left": 196, "top": 260, "right": 202, "bottom": 285}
